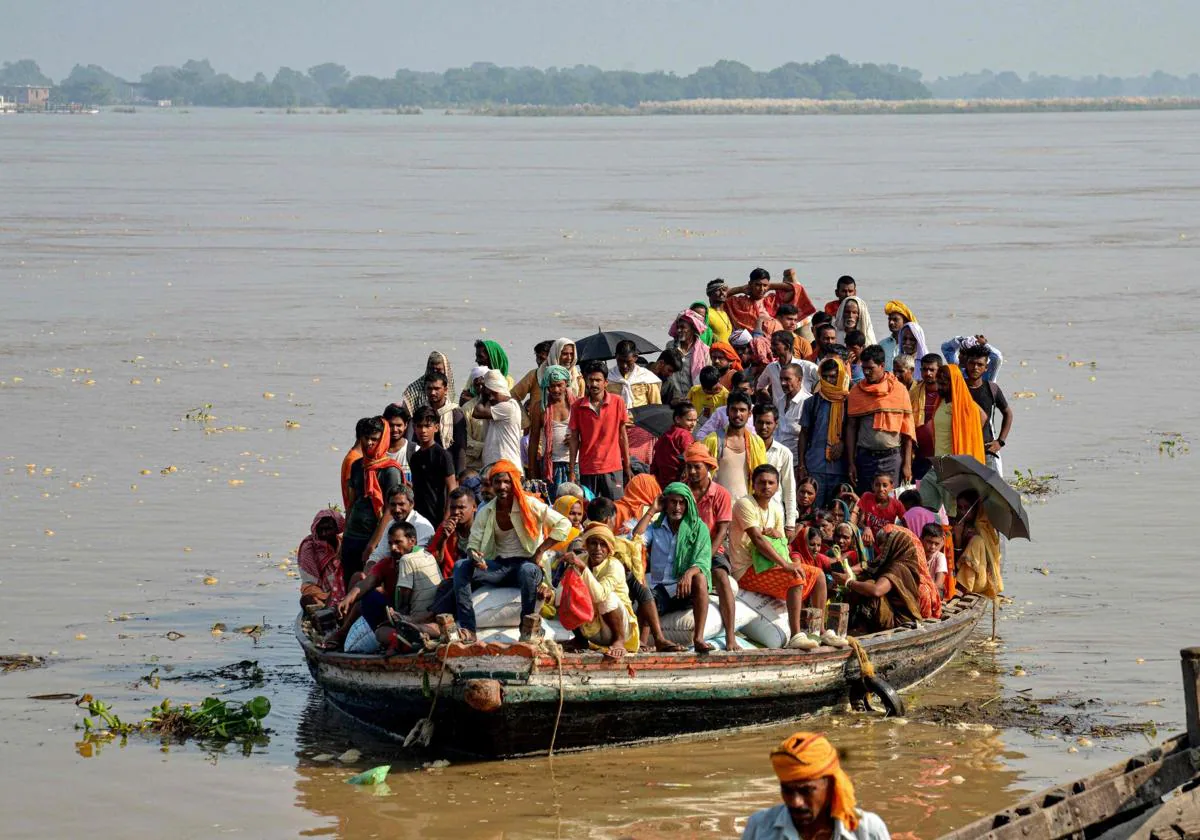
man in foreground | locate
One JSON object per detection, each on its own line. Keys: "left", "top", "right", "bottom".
{"left": 742, "top": 731, "right": 890, "bottom": 839}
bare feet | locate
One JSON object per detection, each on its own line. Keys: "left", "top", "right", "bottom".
{"left": 724, "top": 634, "right": 743, "bottom": 652}
{"left": 694, "top": 639, "right": 715, "bottom": 654}
{"left": 458, "top": 628, "right": 477, "bottom": 643}
{"left": 603, "top": 645, "right": 626, "bottom": 661}
{"left": 654, "top": 638, "right": 685, "bottom": 653}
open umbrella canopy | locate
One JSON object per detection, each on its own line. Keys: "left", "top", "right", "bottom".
{"left": 630, "top": 404, "right": 674, "bottom": 438}
{"left": 574, "top": 329, "right": 660, "bottom": 363}
{"left": 920, "top": 455, "right": 1031, "bottom": 540}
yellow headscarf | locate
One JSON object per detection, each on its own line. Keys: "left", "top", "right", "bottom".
{"left": 770, "top": 731, "right": 859, "bottom": 831}
{"left": 816, "top": 358, "right": 851, "bottom": 461}
{"left": 884, "top": 300, "right": 916, "bottom": 324}
{"left": 550, "top": 495, "right": 583, "bottom": 553}
{"left": 580, "top": 522, "right": 617, "bottom": 552}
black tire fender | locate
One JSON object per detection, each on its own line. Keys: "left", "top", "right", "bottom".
{"left": 863, "top": 674, "right": 905, "bottom": 717}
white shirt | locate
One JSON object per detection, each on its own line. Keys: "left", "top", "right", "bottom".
{"left": 765, "top": 439, "right": 797, "bottom": 528}
{"left": 741, "top": 805, "right": 890, "bottom": 840}
{"left": 483, "top": 398, "right": 524, "bottom": 475}
{"left": 367, "top": 510, "right": 435, "bottom": 564}
{"left": 775, "top": 390, "right": 807, "bottom": 459}
{"left": 756, "top": 359, "right": 818, "bottom": 416}
{"left": 607, "top": 363, "right": 661, "bottom": 406}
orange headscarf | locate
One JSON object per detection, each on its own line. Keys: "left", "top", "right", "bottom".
{"left": 614, "top": 474, "right": 661, "bottom": 528}
{"left": 770, "top": 732, "right": 859, "bottom": 832}
{"left": 489, "top": 459, "right": 540, "bottom": 540}
{"left": 683, "top": 441, "right": 718, "bottom": 470}
{"left": 362, "top": 419, "right": 401, "bottom": 517}
{"left": 816, "top": 358, "right": 851, "bottom": 461}
{"left": 709, "top": 341, "right": 742, "bottom": 372}
{"left": 847, "top": 372, "right": 916, "bottom": 439}
{"left": 945, "top": 365, "right": 986, "bottom": 464}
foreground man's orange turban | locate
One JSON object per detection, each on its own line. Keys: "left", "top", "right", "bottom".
{"left": 770, "top": 732, "right": 859, "bottom": 831}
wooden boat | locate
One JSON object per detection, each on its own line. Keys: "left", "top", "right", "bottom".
{"left": 942, "top": 646, "right": 1200, "bottom": 840}
{"left": 297, "top": 594, "right": 987, "bottom": 759}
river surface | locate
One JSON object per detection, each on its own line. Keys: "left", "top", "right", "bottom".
{"left": 1, "top": 108, "right": 1198, "bottom": 839}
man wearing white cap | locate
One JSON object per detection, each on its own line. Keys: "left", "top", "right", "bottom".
{"left": 472, "top": 369, "right": 524, "bottom": 477}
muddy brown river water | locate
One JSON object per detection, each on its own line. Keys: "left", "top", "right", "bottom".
{"left": 1, "top": 109, "right": 1198, "bottom": 838}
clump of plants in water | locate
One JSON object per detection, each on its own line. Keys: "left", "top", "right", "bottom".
{"left": 182, "top": 403, "right": 215, "bottom": 423}
{"left": 1156, "top": 431, "right": 1190, "bottom": 458}
{"left": 75, "top": 693, "right": 270, "bottom": 756}
{"left": 1009, "top": 469, "right": 1060, "bottom": 499}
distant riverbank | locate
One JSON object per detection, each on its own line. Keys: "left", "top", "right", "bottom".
{"left": 469, "top": 96, "right": 1200, "bottom": 117}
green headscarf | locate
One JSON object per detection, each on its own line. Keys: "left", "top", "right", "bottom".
{"left": 655, "top": 483, "right": 712, "bottom": 581}
{"left": 539, "top": 364, "right": 570, "bottom": 408}
{"left": 477, "top": 340, "right": 509, "bottom": 377}
{"left": 691, "top": 300, "right": 715, "bottom": 346}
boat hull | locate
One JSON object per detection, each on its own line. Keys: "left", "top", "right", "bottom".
{"left": 299, "top": 595, "right": 986, "bottom": 758}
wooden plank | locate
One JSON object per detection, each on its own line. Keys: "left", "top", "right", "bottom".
{"left": 1183, "top": 647, "right": 1200, "bottom": 749}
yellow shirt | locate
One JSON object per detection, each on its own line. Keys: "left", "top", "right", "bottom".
{"left": 730, "top": 495, "right": 785, "bottom": 579}
{"left": 708, "top": 307, "right": 733, "bottom": 345}
{"left": 932, "top": 400, "right": 954, "bottom": 457}
{"left": 578, "top": 556, "right": 640, "bottom": 652}
{"left": 688, "top": 384, "right": 729, "bottom": 418}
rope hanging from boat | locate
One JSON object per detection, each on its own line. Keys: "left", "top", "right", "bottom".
{"left": 846, "top": 636, "right": 876, "bottom": 679}
{"left": 540, "top": 637, "right": 566, "bottom": 757}
{"left": 403, "top": 644, "right": 451, "bottom": 749}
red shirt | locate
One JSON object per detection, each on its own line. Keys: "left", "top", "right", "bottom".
{"left": 691, "top": 479, "right": 733, "bottom": 553}
{"left": 857, "top": 495, "right": 906, "bottom": 534}
{"left": 651, "top": 425, "right": 693, "bottom": 488}
{"left": 568, "top": 392, "right": 626, "bottom": 474}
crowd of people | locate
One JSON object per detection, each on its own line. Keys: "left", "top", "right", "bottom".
{"left": 298, "top": 268, "right": 1012, "bottom": 657}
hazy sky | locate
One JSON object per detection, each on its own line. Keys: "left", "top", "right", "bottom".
{"left": 3, "top": 0, "right": 1196, "bottom": 83}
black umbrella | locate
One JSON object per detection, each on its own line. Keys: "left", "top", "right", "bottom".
{"left": 630, "top": 404, "right": 674, "bottom": 438}
{"left": 925, "top": 455, "right": 1031, "bottom": 540}
{"left": 574, "top": 329, "right": 660, "bottom": 363}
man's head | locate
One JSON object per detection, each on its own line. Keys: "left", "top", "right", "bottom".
{"left": 893, "top": 354, "right": 915, "bottom": 387}
{"left": 754, "top": 403, "right": 779, "bottom": 444}
{"left": 387, "top": 520, "right": 418, "bottom": 558}
{"left": 815, "top": 323, "right": 838, "bottom": 356}
{"left": 751, "top": 463, "right": 779, "bottom": 502}
{"left": 545, "top": 377, "right": 568, "bottom": 404}
{"left": 920, "top": 353, "right": 944, "bottom": 384}
{"left": 921, "top": 523, "right": 945, "bottom": 558}
{"left": 706, "top": 278, "right": 728, "bottom": 307}
{"left": 412, "top": 405, "right": 439, "bottom": 446}
{"left": 887, "top": 310, "right": 906, "bottom": 335}
{"left": 673, "top": 314, "right": 698, "bottom": 344}
{"left": 490, "top": 466, "right": 515, "bottom": 501}
{"left": 586, "top": 496, "right": 618, "bottom": 529}
{"left": 898, "top": 489, "right": 922, "bottom": 511}
{"left": 356, "top": 416, "right": 385, "bottom": 451}
{"left": 474, "top": 340, "right": 491, "bottom": 367}
{"left": 711, "top": 348, "right": 732, "bottom": 375}
{"left": 770, "top": 732, "right": 857, "bottom": 834}
{"left": 726, "top": 391, "right": 752, "bottom": 431}
{"left": 748, "top": 267, "right": 771, "bottom": 300}
{"left": 935, "top": 365, "right": 953, "bottom": 400}
{"left": 673, "top": 400, "right": 699, "bottom": 433}
{"left": 818, "top": 358, "right": 841, "bottom": 386}
{"left": 812, "top": 311, "right": 833, "bottom": 331}
{"left": 557, "top": 341, "right": 577, "bottom": 370}
{"left": 835, "top": 275, "right": 856, "bottom": 301}
{"left": 382, "top": 404, "right": 410, "bottom": 446}
{"left": 615, "top": 339, "right": 639, "bottom": 376}
{"left": 771, "top": 330, "right": 795, "bottom": 365}
{"left": 960, "top": 344, "right": 990, "bottom": 383}
{"left": 780, "top": 363, "right": 803, "bottom": 399}
{"left": 730, "top": 370, "right": 754, "bottom": 397}
{"left": 683, "top": 442, "right": 717, "bottom": 487}
{"left": 840, "top": 299, "right": 861, "bottom": 331}
{"left": 424, "top": 372, "right": 449, "bottom": 408}
{"left": 582, "top": 525, "right": 616, "bottom": 569}
{"left": 481, "top": 369, "right": 510, "bottom": 403}
{"left": 314, "top": 514, "right": 340, "bottom": 544}
{"left": 447, "top": 486, "right": 476, "bottom": 527}
{"left": 859, "top": 345, "right": 886, "bottom": 384}
{"left": 534, "top": 339, "right": 553, "bottom": 367}
{"left": 654, "top": 348, "right": 683, "bottom": 378}
{"left": 663, "top": 490, "right": 689, "bottom": 528}
{"left": 583, "top": 360, "right": 608, "bottom": 400}
{"left": 699, "top": 365, "right": 722, "bottom": 395}
{"left": 387, "top": 485, "right": 415, "bottom": 522}
{"left": 777, "top": 303, "right": 800, "bottom": 332}
{"left": 844, "top": 330, "right": 866, "bottom": 363}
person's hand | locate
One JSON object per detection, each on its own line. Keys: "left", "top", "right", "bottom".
{"left": 568, "top": 552, "right": 587, "bottom": 572}
{"left": 795, "top": 464, "right": 808, "bottom": 480}
{"left": 337, "top": 591, "right": 357, "bottom": 619}
{"left": 623, "top": 465, "right": 633, "bottom": 486}
{"left": 785, "top": 525, "right": 797, "bottom": 541}
{"left": 848, "top": 463, "right": 858, "bottom": 487}
{"left": 986, "top": 440, "right": 1002, "bottom": 455}
{"left": 470, "top": 549, "right": 487, "bottom": 571}
{"left": 442, "top": 513, "right": 458, "bottom": 533}
{"left": 651, "top": 494, "right": 664, "bottom": 515}
{"left": 975, "top": 334, "right": 988, "bottom": 346}
{"left": 537, "top": 582, "right": 554, "bottom": 601}
{"left": 862, "top": 528, "right": 875, "bottom": 546}
{"left": 829, "top": 442, "right": 844, "bottom": 461}
{"left": 832, "top": 572, "right": 849, "bottom": 587}
{"left": 901, "top": 464, "right": 912, "bottom": 484}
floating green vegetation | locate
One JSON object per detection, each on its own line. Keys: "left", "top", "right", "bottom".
{"left": 183, "top": 403, "right": 215, "bottom": 423}
{"left": 1156, "top": 431, "right": 1190, "bottom": 458}
{"left": 1010, "top": 469, "right": 1060, "bottom": 499}
{"left": 75, "top": 693, "right": 270, "bottom": 756}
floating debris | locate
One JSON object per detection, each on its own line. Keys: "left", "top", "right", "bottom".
{"left": 203, "top": 576, "right": 219, "bottom": 585}
{"left": 1012, "top": 391, "right": 1037, "bottom": 399}
{"left": 338, "top": 748, "right": 362, "bottom": 763}
{"left": 346, "top": 765, "right": 390, "bottom": 785}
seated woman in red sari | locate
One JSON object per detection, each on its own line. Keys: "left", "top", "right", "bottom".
{"left": 298, "top": 509, "right": 346, "bottom": 609}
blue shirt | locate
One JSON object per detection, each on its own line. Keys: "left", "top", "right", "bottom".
{"left": 800, "top": 395, "right": 847, "bottom": 477}
{"left": 642, "top": 522, "right": 680, "bottom": 595}
{"left": 741, "top": 805, "right": 890, "bottom": 840}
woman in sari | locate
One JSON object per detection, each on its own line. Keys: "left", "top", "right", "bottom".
{"left": 834, "top": 527, "right": 936, "bottom": 632}
{"left": 953, "top": 490, "right": 1003, "bottom": 599}
{"left": 403, "top": 351, "right": 454, "bottom": 412}
{"left": 298, "top": 508, "right": 346, "bottom": 608}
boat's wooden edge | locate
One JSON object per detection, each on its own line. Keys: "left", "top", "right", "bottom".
{"left": 939, "top": 734, "right": 1200, "bottom": 839}
{"left": 296, "top": 594, "right": 987, "bottom": 674}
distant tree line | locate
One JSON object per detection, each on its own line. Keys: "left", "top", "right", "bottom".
{"left": 4, "top": 57, "right": 1200, "bottom": 108}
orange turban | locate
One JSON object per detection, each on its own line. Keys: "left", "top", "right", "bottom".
{"left": 770, "top": 732, "right": 859, "bottom": 831}
{"left": 683, "top": 441, "right": 718, "bottom": 470}
{"left": 487, "top": 460, "right": 539, "bottom": 539}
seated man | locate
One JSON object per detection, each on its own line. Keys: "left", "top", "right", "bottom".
{"left": 633, "top": 482, "right": 715, "bottom": 653}
{"left": 427, "top": 486, "right": 476, "bottom": 578}
{"left": 365, "top": 486, "right": 435, "bottom": 567}
{"left": 337, "top": 521, "right": 442, "bottom": 652}
{"left": 730, "top": 464, "right": 828, "bottom": 650}
{"left": 448, "top": 460, "right": 570, "bottom": 642}
{"left": 557, "top": 524, "right": 639, "bottom": 659}
{"left": 587, "top": 496, "right": 683, "bottom": 653}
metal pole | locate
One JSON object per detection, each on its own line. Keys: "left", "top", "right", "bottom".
{"left": 1182, "top": 646, "right": 1200, "bottom": 749}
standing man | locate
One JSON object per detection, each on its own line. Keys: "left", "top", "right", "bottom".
{"left": 774, "top": 363, "right": 808, "bottom": 465}
{"left": 909, "top": 353, "right": 944, "bottom": 482}
{"left": 472, "top": 370, "right": 524, "bottom": 477}
{"left": 823, "top": 275, "right": 857, "bottom": 317}
{"left": 608, "top": 339, "right": 662, "bottom": 467}
{"left": 798, "top": 359, "right": 851, "bottom": 509}
{"left": 704, "top": 392, "right": 768, "bottom": 505}
{"left": 569, "top": 360, "right": 632, "bottom": 500}
{"left": 812, "top": 322, "right": 839, "bottom": 362}
{"left": 960, "top": 344, "right": 1013, "bottom": 474}
{"left": 424, "top": 372, "right": 467, "bottom": 474}
{"left": 651, "top": 348, "right": 685, "bottom": 406}
{"left": 757, "top": 330, "right": 818, "bottom": 419}
{"left": 845, "top": 345, "right": 915, "bottom": 493}
{"left": 683, "top": 442, "right": 740, "bottom": 652}
{"left": 725, "top": 268, "right": 815, "bottom": 334}
{"left": 705, "top": 278, "right": 734, "bottom": 346}
{"left": 742, "top": 731, "right": 890, "bottom": 840}
{"left": 892, "top": 354, "right": 916, "bottom": 388}
{"left": 932, "top": 364, "right": 986, "bottom": 462}
{"left": 755, "top": 404, "right": 798, "bottom": 539}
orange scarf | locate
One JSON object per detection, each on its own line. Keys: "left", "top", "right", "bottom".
{"left": 847, "top": 372, "right": 915, "bottom": 439}
{"left": 491, "top": 459, "right": 541, "bottom": 541}
{"left": 709, "top": 341, "right": 742, "bottom": 372}
{"left": 614, "top": 474, "right": 661, "bottom": 529}
{"left": 817, "top": 358, "right": 851, "bottom": 461}
{"left": 362, "top": 420, "right": 401, "bottom": 517}
{"left": 770, "top": 732, "right": 859, "bottom": 832}
{"left": 946, "top": 365, "right": 986, "bottom": 463}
